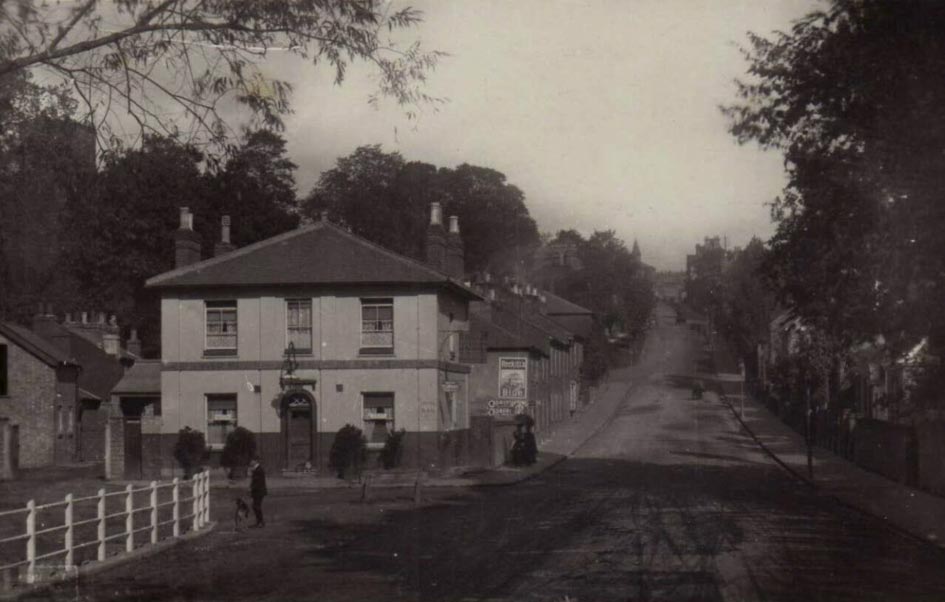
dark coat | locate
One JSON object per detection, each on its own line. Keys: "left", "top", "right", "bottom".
{"left": 250, "top": 464, "right": 267, "bottom": 498}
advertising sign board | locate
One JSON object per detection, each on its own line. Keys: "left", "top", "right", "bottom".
{"left": 486, "top": 399, "right": 529, "bottom": 418}
{"left": 498, "top": 357, "right": 528, "bottom": 400}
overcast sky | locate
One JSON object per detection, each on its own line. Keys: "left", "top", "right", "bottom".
{"left": 263, "top": 0, "right": 819, "bottom": 271}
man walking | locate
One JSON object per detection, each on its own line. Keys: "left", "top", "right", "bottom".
{"left": 249, "top": 458, "right": 267, "bottom": 528}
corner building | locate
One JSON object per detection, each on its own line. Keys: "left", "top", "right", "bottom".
{"left": 144, "top": 209, "right": 478, "bottom": 476}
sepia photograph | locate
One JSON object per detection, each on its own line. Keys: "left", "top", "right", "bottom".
{"left": 2, "top": 0, "right": 945, "bottom": 600}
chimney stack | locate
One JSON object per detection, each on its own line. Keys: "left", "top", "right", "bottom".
{"left": 126, "top": 328, "right": 142, "bottom": 357}
{"left": 174, "top": 207, "right": 201, "bottom": 268}
{"left": 214, "top": 215, "right": 236, "bottom": 257}
{"left": 425, "top": 202, "right": 447, "bottom": 273}
{"left": 31, "top": 303, "right": 58, "bottom": 339}
{"left": 446, "top": 215, "right": 465, "bottom": 279}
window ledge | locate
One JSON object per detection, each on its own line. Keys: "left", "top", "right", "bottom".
{"left": 203, "top": 349, "right": 238, "bottom": 358}
{"left": 358, "top": 348, "right": 395, "bottom": 357}
{"left": 285, "top": 348, "right": 313, "bottom": 356}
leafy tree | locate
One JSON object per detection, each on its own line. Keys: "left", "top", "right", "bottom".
{"left": 437, "top": 164, "right": 540, "bottom": 274}
{"left": 59, "top": 130, "right": 301, "bottom": 355}
{"left": 0, "top": 1, "right": 442, "bottom": 149}
{"left": 60, "top": 135, "right": 208, "bottom": 354}
{"left": 554, "top": 229, "right": 655, "bottom": 341}
{"left": 304, "top": 146, "right": 541, "bottom": 274}
{"left": 714, "top": 238, "right": 775, "bottom": 376}
{"left": 305, "top": 145, "right": 427, "bottom": 258}
{"left": 203, "top": 129, "right": 300, "bottom": 251}
{"left": 724, "top": 0, "right": 945, "bottom": 396}
{"left": 0, "top": 71, "right": 94, "bottom": 321}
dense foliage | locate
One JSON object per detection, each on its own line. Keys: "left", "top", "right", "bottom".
{"left": 173, "top": 427, "right": 207, "bottom": 479}
{"left": 0, "top": 0, "right": 441, "bottom": 149}
{"left": 549, "top": 229, "right": 655, "bottom": 342}
{"left": 58, "top": 130, "right": 300, "bottom": 355}
{"left": 724, "top": 0, "right": 945, "bottom": 399}
{"left": 379, "top": 428, "right": 407, "bottom": 470}
{"left": 329, "top": 424, "right": 367, "bottom": 479}
{"left": 221, "top": 426, "right": 258, "bottom": 476}
{"left": 304, "top": 145, "right": 541, "bottom": 274}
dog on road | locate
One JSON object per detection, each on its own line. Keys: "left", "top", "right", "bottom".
{"left": 234, "top": 497, "right": 251, "bottom": 530}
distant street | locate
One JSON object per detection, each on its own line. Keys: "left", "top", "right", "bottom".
{"left": 30, "top": 303, "right": 945, "bottom": 602}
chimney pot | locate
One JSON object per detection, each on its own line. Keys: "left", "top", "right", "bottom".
{"left": 430, "top": 202, "right": 443, "bottom": 226}
{"left": 175, "top": 207, "right": 202, "bottom": 267}
{"left": 179, "top": 207, "right": 193, "bottom": 230}
{"left": 425, "top": 202, "right": 447, "bottom": 272}
{"left": 214, "top": 215, "right": 236, "bottom": 257}
{"left": 445, "top": 214, "right": 465, "bottom": 279}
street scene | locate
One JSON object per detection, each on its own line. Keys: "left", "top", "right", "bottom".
{"left": 13, "top": 303, "right": 945, "bottom": 601}
{"left": 3, "top": 1, "right": 945, "bottom": 601}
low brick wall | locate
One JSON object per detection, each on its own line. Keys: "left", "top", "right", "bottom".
{"left": 853, "top": 418, "right": 917, "bottom": 486}
{"left": 468, "top": 416, "right": 496, "bottom": 467}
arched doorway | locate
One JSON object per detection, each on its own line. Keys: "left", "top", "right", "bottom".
{"left": 281, "top": 389, "right": 316, "bottom": 468}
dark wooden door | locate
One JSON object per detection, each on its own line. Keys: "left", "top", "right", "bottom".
{"left": 123, "top": 418, "right": 142, "bottom": 479}
{"left": 287, "top": 406, "right": 312, "bottom": 466}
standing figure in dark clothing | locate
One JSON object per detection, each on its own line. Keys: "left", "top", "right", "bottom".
{"left": 248, "top": 458, "right": 267, "bottom": 527}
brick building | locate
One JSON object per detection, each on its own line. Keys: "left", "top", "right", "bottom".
{"left": 0, "top": 322, "right": 80, "bottom": 469}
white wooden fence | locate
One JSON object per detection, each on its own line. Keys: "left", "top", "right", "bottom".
{"left": 0, "top": 470, "right": 211, "bottom": 589}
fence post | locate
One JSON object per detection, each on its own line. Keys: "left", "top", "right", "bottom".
{"left": 124, "top": 484, "right": 134, "bottom": 553}
{"left": 96, "top": 489, "right": 106, "bottom": 561}
{"left": 202, "top": 471, "right": 210, "bottom": 525}
{"left": 191, "top": 477, "right": 200, "bottom": 532}
{"left": 64, "top": 493, "right": 74, "bottom": 570}
{"left": 149, "top": 481, "right": 158, "bottom": 545}
{"left": 172, "top": 478, "right": 180, "bottom": 538}
{"left": 25, "top": 500, "right": 35, "bottom": 584}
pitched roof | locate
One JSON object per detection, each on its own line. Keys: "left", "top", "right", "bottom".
{"left": 545, "top": 314, "right": 593, "bottom": 340}
{"left": 0, "top": 322, "right": 76, "bottom": 367}
{"left": 33, "top": 319, "right": 128, "bottom": 400}
{"left": 470, "top": 314, "right": 542, "bottom": 354}
{"left": 111, "top": 360, "right": 161, "bottom": 396}
{"left": 146, "top": 221, "right": 480, "bottom": 299}
{"left": 520, "top": 310, "right": 574, "bottom": 346}
{"left": 542, "top": 291, "right": 593, "bottom": 316}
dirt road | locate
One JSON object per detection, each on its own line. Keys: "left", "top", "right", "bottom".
{"left": 26, "top": 304, "right": 945, "bottom": 601}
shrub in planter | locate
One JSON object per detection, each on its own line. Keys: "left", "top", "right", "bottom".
{"left": 379, "top": 428, "right": 407, "bottom": 469}
{"left": 328, "top": 424, "right": 367, "bottom": 479}
{"left": 173, "top": 427, "right": 207, "bottom": 479}
{"left": 220, "top": 426, "right": 257, "bottom": 479}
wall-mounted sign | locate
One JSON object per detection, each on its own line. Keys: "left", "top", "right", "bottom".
{"left": 442, "top": 380, "right": 461, "bottom": 393}
{"left": 487, "top": 399, "right": 528, "bottom": 418}
{"left": 498, "top": 357, "right": 527, "bottom": 400}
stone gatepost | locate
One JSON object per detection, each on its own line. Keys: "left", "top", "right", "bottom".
{"left": 104, "top": 415, "right": 125, "bottom": 480}
{"left": 0, "top": 418, "right": 18, "bottom": 480}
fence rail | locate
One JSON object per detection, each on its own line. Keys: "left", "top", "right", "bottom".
{"left": 0, "top": 470, "right": 211, "bottom": 589}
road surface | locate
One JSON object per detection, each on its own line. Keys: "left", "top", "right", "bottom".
{"left": 28, "top": 303, "right": 945, "bottom": 601}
